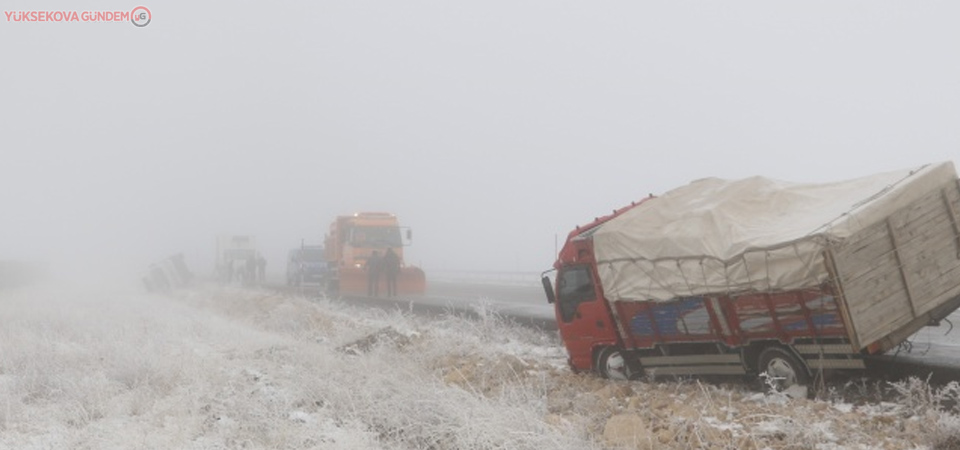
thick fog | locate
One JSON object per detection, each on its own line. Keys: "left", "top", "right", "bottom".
{"left": 2, "top": 2, "right": 960, "bottom": 281}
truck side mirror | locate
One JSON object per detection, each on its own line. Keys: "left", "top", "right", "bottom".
{"left": 406, "top": 229, "right": 413, "bottom": 241}
{"left": 542, "top": 276, "right": 556, "bottom": 304}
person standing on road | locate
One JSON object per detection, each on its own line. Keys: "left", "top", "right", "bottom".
{"left": 245, "top": 256, "right": 256, "bottom": 286}
{"left": 233, "top": 259, "right": 246, "bottom": 285}
{"left": 366, "top": 251, "right": 383, "bottom": 297}
{"left": 220, "top": 262, "right": 231, "bottom": 284}
{"left": 257, "top": 254, "right": 267, "bottom": 284}
{"left": 382, "top": 248, "right": 401, "bottom": 297}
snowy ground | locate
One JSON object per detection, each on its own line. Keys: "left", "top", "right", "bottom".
{"left": 2, "top": 283, "right": 960, "bottom": 449}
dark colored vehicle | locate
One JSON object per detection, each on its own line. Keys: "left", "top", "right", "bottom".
{"left": 286, "top": 245, "right": 330, "bottom": 287}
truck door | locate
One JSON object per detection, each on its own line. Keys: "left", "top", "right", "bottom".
{"left": 554, "top": 265, "right": 619, "bottom": 371}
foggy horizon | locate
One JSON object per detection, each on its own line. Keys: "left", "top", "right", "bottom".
{"left": 3, "top": 2, "right": 960, "bottom": 281}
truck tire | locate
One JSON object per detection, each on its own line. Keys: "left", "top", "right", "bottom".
{"left": 757, "top": 346, "right": 809, "bottom": 389}
{"left": 596, "top": 347, "right": 637, "bottom": 380}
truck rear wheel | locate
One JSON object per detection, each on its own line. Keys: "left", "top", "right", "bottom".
{"left": 757, "top": 346, "right": 809, "bottom": 389}
{"left": 597, "top": 347, "right": 637, "bottom": 380}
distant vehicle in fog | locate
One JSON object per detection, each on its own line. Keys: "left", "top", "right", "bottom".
{"left": 324, "top": 212, "right": 426, "bottom": 296}
{"left": 286, "top": 245, "right": 331, "bottom": 287}
{"left": 143, "top": 253, "right": 192, "bottom": 292}
{"left": 215, "top": 235, "right": 258, "bottom": 285}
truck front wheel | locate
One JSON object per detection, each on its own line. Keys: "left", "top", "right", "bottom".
{"left": 596, "top": 347, "right": 637, "bottom": 380}
{"left": 757, "top": 346, "right": 809, "bottom": 389}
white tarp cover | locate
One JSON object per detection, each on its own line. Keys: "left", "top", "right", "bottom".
{"left": 593, "top": 162, "right": 958, "bottom": 302}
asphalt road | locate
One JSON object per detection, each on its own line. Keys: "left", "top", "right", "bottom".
{"left": 271, "top": 280, "right": 557, "bottom": 331}
{"left": 864, "top": 311, "right": 960, "bottom": 384}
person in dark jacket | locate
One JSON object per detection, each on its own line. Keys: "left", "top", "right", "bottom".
{"left": 366, "top": 251, "right": 383, "bottom": 297}
{"left": 256, "top": 254, "right": 267, "bottom": 283}
{"left": 382, "top": 248, "right": 401, "bottom": 297}
{"left": 245, "top": 256, "right": 257, "bottom": 286}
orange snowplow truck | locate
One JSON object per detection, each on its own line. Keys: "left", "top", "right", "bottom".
{"left": 323, "top": 212, "right": 426, "bottom": 296}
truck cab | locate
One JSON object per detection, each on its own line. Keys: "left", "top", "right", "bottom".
{"left": 552, "top": 246, "right": 624, "bottom": 377}
{"left": 545, "top": 203, "right": 646, "bottom": 379}
{"left": 286, "top": 245, "right": 330, "bottom": 287}
{"left": 215, "top": 235, "right": 258, "bottom": 285}
{"left": 324, "top": 212, "right": 426, "bottom": 295}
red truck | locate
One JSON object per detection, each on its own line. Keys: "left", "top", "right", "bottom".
{"left": 543, "top": 162, "right": 960, "bottom": 388}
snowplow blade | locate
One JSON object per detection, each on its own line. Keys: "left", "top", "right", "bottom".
{"left": 336, "top": 266, "right": 427, "bottom": 296}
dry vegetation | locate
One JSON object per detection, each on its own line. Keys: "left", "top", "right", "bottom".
{"left": 1, "top": 283, "right": 959, "bottom": 449}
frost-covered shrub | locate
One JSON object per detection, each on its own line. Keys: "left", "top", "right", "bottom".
{"left": 4, "top": 283, "right": 960, "bottom": 450}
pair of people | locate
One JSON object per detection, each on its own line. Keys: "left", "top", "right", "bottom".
{"left": 222, "top": 254, "right": 266, "bottom": 286}
{"left": 366, "top": 248, "right": 401, "bottom": 297}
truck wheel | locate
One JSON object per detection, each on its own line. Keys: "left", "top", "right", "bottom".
{"left": 597, "top": 347, "right": 636, "bottom": 380}
{"left": 757, "top": 347, "right": 809, "bottom": 389}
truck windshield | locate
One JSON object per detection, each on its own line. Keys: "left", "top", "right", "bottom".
{"left": 352, "top": 226, "right": 402, "bottom": 248}
{"left": 225, "top": 249, "right": 255, "bottom": 261}
{"left": 301, "top": 248, "right": 324, "bottom": 262}
{"left": 557, "top": 265, "right": 595, "bottom": 322}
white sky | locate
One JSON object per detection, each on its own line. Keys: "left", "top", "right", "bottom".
{"left": 2, "top": 2, "right": 959, "bottom": 278}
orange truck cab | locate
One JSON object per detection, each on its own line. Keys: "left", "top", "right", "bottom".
{"left": 324, "top": 212, "right": 426, "bottom": 296}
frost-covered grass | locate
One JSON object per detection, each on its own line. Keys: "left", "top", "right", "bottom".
{"left": 1, "top": 283, "right": 960, "bottom": 449}
{"left": 0, "top": 284, "right": 589, "bottom": 449}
